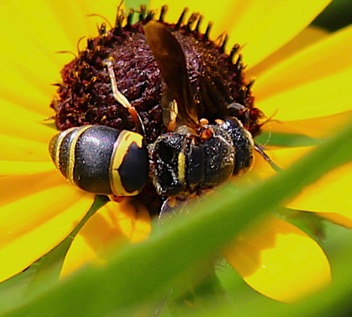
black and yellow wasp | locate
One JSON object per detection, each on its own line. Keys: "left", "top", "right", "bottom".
{"left": 49, "top": 21, "right": 258, "bottom": 207}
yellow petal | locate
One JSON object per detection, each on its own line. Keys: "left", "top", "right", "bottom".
{"left": 2, "top": 0, "right": 125, "bottom": 56}
{"left": 239, "top": 147, "right": 312, "bottom": 182}
{"left": 61, "top": 199, "right": 151, "bottom": 276}
{"left": 0, "top": 58, "right": 55, "bottom": 116}
{"left": 0, "top": 3, "right": 68, "bottom": 105}
{"left": 149, "top": 0, "right": 239, "bottom": 36}
{"left": 0, "top": 135, "right": 50, "bottom": 162}
{"left": 258, "top": 67, "right": 352, "bottom": 121}
{"left": 0, "top": 1, "right": 122, "bottom": 114}
{"left": 268, "top": 111, "right": 352, "bottom": 140}
{"left": 0, "top": 160, "right": 54, "bottom": 175}
{"left": 80, "top": 0, "right": 125, "bottom": 35}
{"left": 0, "top": 99, "right": 54, "bottom": 143}
{"left": 32, "top": 0, "right": 125, "bottom": 48}
{"left": 253, "top": 25, "right": 352, "bottom": 104}
{"left": 224, "top": 216, "right": 331, "bottom": 302}
{"left": 226, "top": 0, "right": 331, "bottom": 67}
{"left": 2, "top": 1, "right": 80, "bottom": 55}
{"left": 0, "top": 172, "right": 94, "bottom": 282}
{"left": 149, "top": 0, "right": 329, "bottom": 69}
{"left": 288, "top": 163, "right": 352, "bottom": 227}
{"left": 247, "top": 26, "right": 328, "bottom": 78}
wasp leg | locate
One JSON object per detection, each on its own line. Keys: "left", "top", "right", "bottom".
{"left": 254, "top": 143, "right": 281, "bottom": 172}
{"left": 158, "top": 190, "right": 213, "bottom": 224}
{"left": 104, "top": 59, "right": 146, "bottom": 136}
{"left": 158, "top": 196, "right": 191, "bottom": 224}
{"left": 109, "top": 194, "right": 125, "bottom": 203}
{"left": 164, "top": 100, "right": 178, "bottom": 132}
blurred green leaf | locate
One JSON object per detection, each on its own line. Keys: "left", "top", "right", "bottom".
{"left": 124, "top": 0, "right": 149, "bottom": 15}
{"left": 0, "top": 267, "right": 35, "bottom": 314}
{"left": 255, "top": 131, "right": 321, "bottom": 147}
{"left": 312, "top": 0, "right": 352, "bottom": 31}
{"left": 1, "top": 118, "right": 351, "bottom": 316}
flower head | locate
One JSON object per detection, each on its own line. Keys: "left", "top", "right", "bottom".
{"left": 1, "top": 0, "right": 351, "bottom": 305}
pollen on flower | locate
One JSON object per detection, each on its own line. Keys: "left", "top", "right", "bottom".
{"left": 50, "top": 5, "right": 262, "bottom": 143}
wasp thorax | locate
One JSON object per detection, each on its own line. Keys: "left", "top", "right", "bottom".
{"left": 149, "top": 125, "right": 235, "bottom": 197}
{"left": 50, "top": 6, "right": 262, "bottom": 144}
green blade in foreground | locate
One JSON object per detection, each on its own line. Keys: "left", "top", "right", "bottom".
{"left": 3, "top": 120, "right": 352, "bottom": 317}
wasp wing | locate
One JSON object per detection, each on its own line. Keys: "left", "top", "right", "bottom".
{"left": 144, "top": 21, "right": 200, "bottom": 131}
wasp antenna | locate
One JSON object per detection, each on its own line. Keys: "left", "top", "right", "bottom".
{"left": 87, "top": 13, "right": 113, "bottom": 30}
{"left": 76, "top": 36, "right": 87, "bottom": 53}
{"left": 203, "top": 21, "right": 213, "bottom": 42}
{"left": 55, "top": 50, "right": 77, "bottom": 59}
{"left": 194, "top": 14, "right": 203, "bottom": 33}
{"left": 126, "top": 9, "right": 134, "bottom": 26}
{"left": 116, "top": 0, "right": 124, "bottom": 12}
{"left": 176, "top": 7, "right": 188, "bottom": 29}
{"left": 254, "top": 112, "right": 278, "bottom": 147}
{"left": 229, "top": 43, "right": 240, "bottom": 61}
{"left": 114, "top": 1, "right": 125, "bottom": 29}
{"left": 257, "top": 109, "right": 280, "bottom": 129}
{"left": 115, "top": 0, "right": 124, "bottom": 23}
{"left": 159, "top": 5, "right": 168, "bottom": 22}
{"left": 255, "top": 144, "right": 281, "bottom": 172}
{"left": 103, "top": 58, "right": 145, "bottom": 136}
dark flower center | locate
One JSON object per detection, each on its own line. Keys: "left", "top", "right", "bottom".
{"left": 50, "top": 6, "right": 263, "bottom": 144}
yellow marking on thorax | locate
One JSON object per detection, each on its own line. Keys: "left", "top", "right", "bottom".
{"left": 178, "top": 151, "right": 186, "bottom": 185}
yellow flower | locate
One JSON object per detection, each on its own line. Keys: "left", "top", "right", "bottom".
{"left": 0, "top": 0, "right": 351, "bottom": 303}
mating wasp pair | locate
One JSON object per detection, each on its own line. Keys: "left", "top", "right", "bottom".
{"left": 49, "top": 20, "right": 270, "bottom": 212}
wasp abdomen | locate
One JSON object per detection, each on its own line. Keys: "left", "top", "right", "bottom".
{"left": 49, "top": 125, "right": 148, "bottom": 196}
